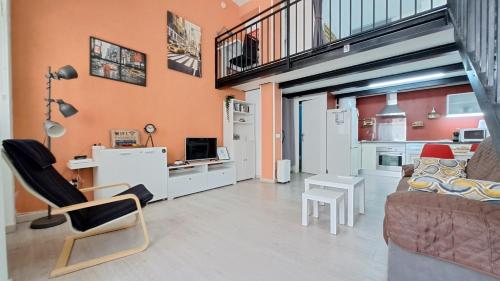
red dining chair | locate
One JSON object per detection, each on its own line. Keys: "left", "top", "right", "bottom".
{"left": 470, "top": 143, "right": 480, "bottom": 152}
{"left": 420, "top": 143, "right": 455, "bottom": 159}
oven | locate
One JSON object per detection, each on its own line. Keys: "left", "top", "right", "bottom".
{"left": 376, "top": 146, "right": 405, "bottom": 171}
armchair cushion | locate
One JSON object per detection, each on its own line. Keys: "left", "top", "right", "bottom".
{"left": 85, "top": 184, "right": 153, "bottom": 230}
{"left": 3, "top": 139, "right": 56, "bottom": 169}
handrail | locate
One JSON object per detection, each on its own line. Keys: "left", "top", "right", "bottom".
{"left": 216, "top": 0, "right": 287, "bottom": 41}
{"left": 448, "top": 0, "right": 500, "bottom": 158}
{"left": 215, "top": 0, "right": 448, "bottom": 84}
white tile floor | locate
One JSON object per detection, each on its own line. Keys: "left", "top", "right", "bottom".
{"left": 7, "top": 173, "right": 400, "bottom": 281}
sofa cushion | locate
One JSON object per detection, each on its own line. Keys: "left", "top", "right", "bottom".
{"left": 413, "top": 157, "right": 466, "bottom": 179}
{"left": 408, "top": 176, "right": 500, "bottom": 202}
{"left": 467, "top": 137, "right": 500, "bottom": 182}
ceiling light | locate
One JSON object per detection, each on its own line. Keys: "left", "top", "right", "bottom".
{"left": 368, "top": 73, "right": 446, "bottom": 89}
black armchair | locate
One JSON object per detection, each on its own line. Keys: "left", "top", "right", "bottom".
{"left": 1, "top": 139, "right": 153, "bottom": 278}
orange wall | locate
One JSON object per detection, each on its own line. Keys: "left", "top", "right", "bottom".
{"left": 11, "top": 0, "right": 244, "bottom": 213}
{"left": 261, "top": 83, "right": 274, "bottom": 181}
{"left": 260, "top": 82, "right": 281, "bottom": 181}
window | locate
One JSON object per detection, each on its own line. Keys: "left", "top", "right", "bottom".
{"left": 446, "top": 92, "right": 483, "bottom": 117}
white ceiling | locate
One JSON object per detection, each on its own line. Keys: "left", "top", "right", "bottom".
{"left": 282, "top": 51, "right": 464, "bottom": 94}
{"left": 232, "top": 27, "right": 457, "bottom": 93}
{"left": 231, "top": 0, "right": 250, "bottom": 6}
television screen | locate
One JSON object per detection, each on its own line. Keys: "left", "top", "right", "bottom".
{"left": 186, "top": 138, "right": 217, "bottom": 161}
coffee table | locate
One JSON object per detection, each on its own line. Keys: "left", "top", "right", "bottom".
{"left": 304, "top": 174, "right": 365, "bottom": 227}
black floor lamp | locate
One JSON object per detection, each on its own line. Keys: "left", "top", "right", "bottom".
{"left": 31, "top": 65, "right": 79, "bottom": 229}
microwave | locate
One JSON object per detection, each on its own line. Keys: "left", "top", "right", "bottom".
{"left": 459, "top": 128, "right": 487, "bottom": 142}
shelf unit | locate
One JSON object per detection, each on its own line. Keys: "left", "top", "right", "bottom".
{"left": 167, "top": 160, "right": 236, "bottom": 199}
{"left": 223, "top": 99, "right": 256, "bottom": 181}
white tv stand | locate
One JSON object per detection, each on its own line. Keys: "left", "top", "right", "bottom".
{"left": 167, "top": 160, "right": 236, "bottom": 199}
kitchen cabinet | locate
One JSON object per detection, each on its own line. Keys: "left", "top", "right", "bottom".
{"left": 361, "top": 143, "right": 378, "bottom": 170}
{"left": 449, "top": 144, "right": 474, "bottom": 161}
{"left": 405, "top": 143, "right": 424, "bottom": 165}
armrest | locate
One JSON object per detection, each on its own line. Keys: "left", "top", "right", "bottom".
{"left": 402, "top": 164, "right": 414, "bottom": 177}
{"left": 79, "top": 183, "right": 131, "bottom": 193}
{"left": 52, "top": 194, "right": 140, "bottom": 215}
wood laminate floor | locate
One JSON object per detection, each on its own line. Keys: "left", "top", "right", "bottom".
{"left": 7, "top": 173, "right": 399, "bottom": 281}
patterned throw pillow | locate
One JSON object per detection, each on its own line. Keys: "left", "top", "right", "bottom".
{"left": 408, "top": 176, "right": 500, "bottom": 202}
{"left": 413, "top": 157, "right": 467, "bottom": 179}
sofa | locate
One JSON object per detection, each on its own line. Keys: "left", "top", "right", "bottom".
{"left": 384, "top": 137, "right": 500, "bottom": 281}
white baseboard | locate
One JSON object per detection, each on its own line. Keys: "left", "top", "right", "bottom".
{"left": 16, "top": 210, "right": 46, "bottom": 224}
{"left": 5, "top": 224, "right": 15, "bottom": 233}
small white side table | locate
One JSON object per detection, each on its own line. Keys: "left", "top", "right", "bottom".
{"left": 304, "top": 174, "right": 365, "bottom": 227}
{"left": 302, "top": 188, "right": 345, "bottom": 235}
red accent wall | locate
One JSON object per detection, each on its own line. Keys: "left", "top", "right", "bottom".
{"left": 357, "top": 85, "right": 484, "bottom": 141}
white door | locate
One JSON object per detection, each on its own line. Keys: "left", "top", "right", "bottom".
{"left": 301, "top": 98, "right": 324, "bottom": 174}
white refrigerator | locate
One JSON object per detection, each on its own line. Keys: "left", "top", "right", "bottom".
{"left": 326, "top": 108, "right": 361, "bottom": 176}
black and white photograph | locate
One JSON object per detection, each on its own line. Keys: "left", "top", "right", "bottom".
{"left": 90, "top": 37, "right": 147, "bottom": 86}
{"left": 167, "top": 11, "right": 201, "bottom": 77}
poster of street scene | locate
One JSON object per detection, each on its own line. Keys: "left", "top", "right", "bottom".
{"left": 90, "top": 37, "right": 147, "bottom": 86}
{"left": 167, "top": 11, "right": 201, "bottom": 77}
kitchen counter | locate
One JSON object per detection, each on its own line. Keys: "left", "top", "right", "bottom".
{"left": 359, "top": 141, "right": 476, "bottom": 173}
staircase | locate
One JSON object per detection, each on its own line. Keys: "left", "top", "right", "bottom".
{"left": 448, "top": 0, "right": 500, "bottom": 158}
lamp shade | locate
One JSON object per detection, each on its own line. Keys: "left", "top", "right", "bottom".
{"left": 56, "top": 100, "right": 78, "bottom": 117}
{"left": 44, "top": 120, "right": 66, "bottom": 138}
{"left": 56, "top": 65, "right": 78, "bottom": 80}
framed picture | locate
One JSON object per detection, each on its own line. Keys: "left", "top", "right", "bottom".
{"left": 90, "top": 37, "right": 147, "bottom": 86}
{"left": 167, "top": 11, "right": 202, "bottom": 77}
{"left": 217, "top": 147, "right": 230, "bottom": 160}
{"left": 110, "top": 129, "right": 141, "bottom": 147}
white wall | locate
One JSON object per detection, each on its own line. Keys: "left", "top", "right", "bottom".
{"left": 245, "top": 89, "right": 262, "bottom": 177}
{"left": 0, "top": 0, "right": 14, "bottom": 228}
{"left": 0, "top": 0, "right": 13, "bottom": 279}
{"left": 293, "top": 93, "right": 327, "bottom": 173}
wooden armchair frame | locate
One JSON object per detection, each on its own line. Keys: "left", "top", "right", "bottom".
{"left": 1, "top": 150, "right": 150, "bottom": 278}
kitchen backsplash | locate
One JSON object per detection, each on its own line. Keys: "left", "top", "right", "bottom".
{"left": 357, "top": 85, "right": 484, "bottom": 141}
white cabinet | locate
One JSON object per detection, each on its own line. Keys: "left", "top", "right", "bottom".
{"left": 207, "top": 166, "right": 236, "bottom": 189}
{"left": 168, "top": 173, "right": 205, "bottom": 198}
{"left": 405, "top": 143, "right": 424, "bottom": 165}
{"left": 167, "top": 161, "right": 236, "bottom": 199}
{"left": 361, "top": 143, "right": 378, "bottom": 170}
{"left": 449, "top": 144, "right": 474, "bottom": 161}
{"left": 93, "top": 147, "right": 168, "bottom": 201}
{"left": 223, "top": 99, "right": 256, "bottom": 181}
{"left": 234, "top": 140, "right": 255, "bottom": 181}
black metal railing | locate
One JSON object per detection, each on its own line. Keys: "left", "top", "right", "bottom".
{"left": 215, "top": 0, "right": 447, "bottom": 83}
{"left": 448, "top": 0, "right": 500, "bottom": 157}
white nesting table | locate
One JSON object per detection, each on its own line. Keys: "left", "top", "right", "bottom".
{"left": 304, "top": 174, "right": 365, "bottom": 227}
